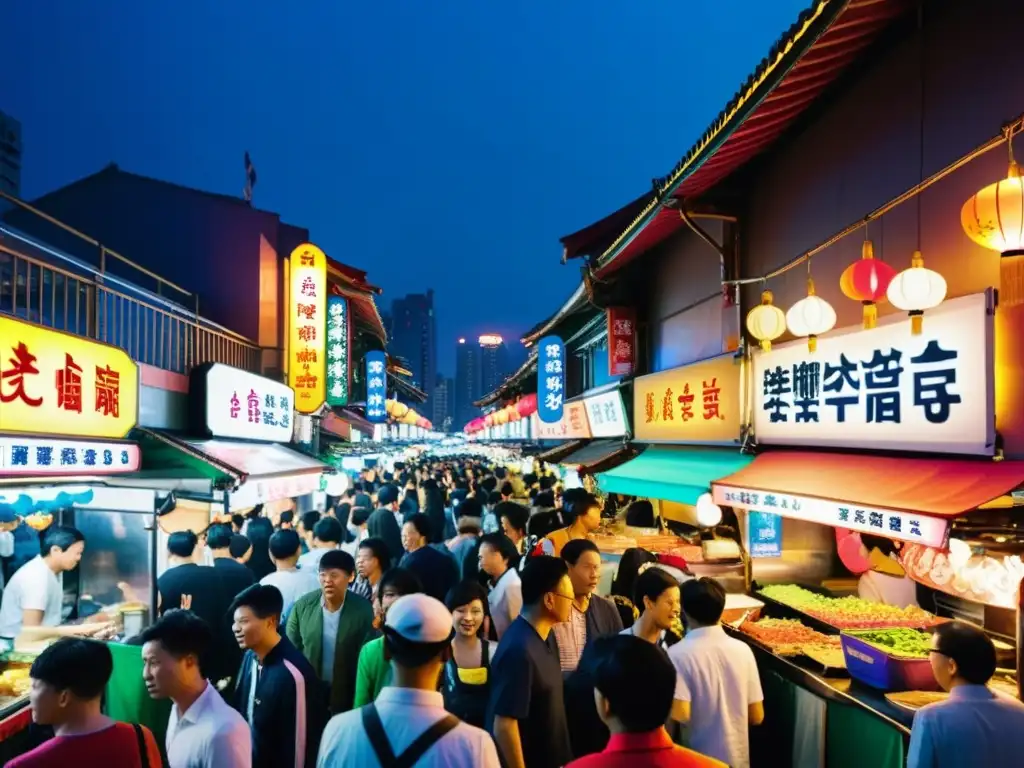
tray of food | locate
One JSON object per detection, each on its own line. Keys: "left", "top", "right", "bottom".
{"left": 801, "top": 644, "right": 847, "bottom": 671}
{"left": 759, "top": 584, "right": 944, "bottom": 630}
{"left": 840, "top": 628, "right": 939, "bottom": 692}
{"left": 884, "top": 690, "right": 948, "bottom": 711}
{"left": 739, "top": 617, "right": 842, "bottom": 657}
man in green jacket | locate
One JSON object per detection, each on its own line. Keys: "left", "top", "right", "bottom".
{"left": 285, "top": 549, "right": 374, "bottom": 714}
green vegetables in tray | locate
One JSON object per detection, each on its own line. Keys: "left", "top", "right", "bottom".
{"left": 849, "top": 628, "right": 932, "bottom": 658}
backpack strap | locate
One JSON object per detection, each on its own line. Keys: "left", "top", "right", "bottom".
{"left": 132, "top": 723, "right": 150, "bottom": 768}
{"left": 361, "top": 703, "right": 461, "bottom": 768}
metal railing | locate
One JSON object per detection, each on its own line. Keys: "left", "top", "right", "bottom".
{"left": 0, "top": 191, "right": 261, "bottom": 375}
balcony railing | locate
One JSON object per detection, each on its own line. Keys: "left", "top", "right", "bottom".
{"left": 0, "top": 191, "right": 261, "bottom": 375}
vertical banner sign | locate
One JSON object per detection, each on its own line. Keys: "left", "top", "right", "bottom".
{"left": 538, "top": 335, "right": 565, "bottom": 424}
{"left": 326, "top": 295, "right": 350, "bottom": 407}
{"left": 607, "top": 307, "right": 636, "bottom": 377}
{"left": 365, "top": 350, "right": 387, "bottom": 423}
{"left": 747, "top": 511, "right": 783, "bottom": 558}
{"left": 288, "top": 244, "right": 327, "bottom": 414}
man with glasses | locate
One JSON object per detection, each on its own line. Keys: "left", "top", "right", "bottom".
{"left": 487, "top": 555, "right": 575, "bottom": 768}
{"left": 907, "top": 620, "right": 1024, "bottom": 767}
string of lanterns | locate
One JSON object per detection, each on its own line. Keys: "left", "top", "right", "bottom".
{"left": 745, "top": 122, "right": 1023, "bottom": 351}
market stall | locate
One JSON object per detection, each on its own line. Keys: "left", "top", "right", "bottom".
{"left": 707, "top": 292, "right": 1024, "bottom": 768}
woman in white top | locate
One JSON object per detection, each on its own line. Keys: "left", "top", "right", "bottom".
{"left": 857, "top": 533, "right": 919, "bottom": 608}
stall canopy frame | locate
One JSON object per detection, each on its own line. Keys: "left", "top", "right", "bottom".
{"left": 537, "top": 440, "right": 588, "bottom": 466}
{"left": 596, "top": 445, "right": 753, "bottom": 505}
{"left": 559, "top": 440, "right": 635, "bottom": 476}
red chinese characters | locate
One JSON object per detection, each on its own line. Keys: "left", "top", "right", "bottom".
{"left": 247, "top": 389, "right": 260, "bottom": 423}
{"left": 230, "top": 391, "right": 241, "bottom": 419}
{"left": 703, "top": 377, "right": 724, "bottom": 420}
{"left": 296, "top": 304, "right": 316, "bottom": 320}
{"left": 678, "top": 383, "right": 695, "bottom": 421}
{"left": 607, "top": 307, "right": 636, "bottom": 377}
{"left": 56, "top": 353, "right": 83, "bottom": 413}
{"left": 95, "top": 365, "right": 120, "bottom": 417}
{"left": 1, "top": 342, "right": 43, "bottom": 407}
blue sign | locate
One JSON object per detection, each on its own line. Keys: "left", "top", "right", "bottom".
{"left": 365, "top": 351, "right": 387, "bottom": 423}
{"left": 538, "top": 335, "right": 565, "bottom": 424}
{"left": 748, "top": 510, "right": 782, "bottom": 558}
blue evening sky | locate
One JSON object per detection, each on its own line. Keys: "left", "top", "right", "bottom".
{"left": 3, "top": 0, "right": 808, "bottom": 376}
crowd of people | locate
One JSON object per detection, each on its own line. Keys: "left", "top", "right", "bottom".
{"left": 4, "top": 458, "right": 1024, "bottom": 768}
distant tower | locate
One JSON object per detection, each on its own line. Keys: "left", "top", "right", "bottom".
{"left": 388, "top": 290, "right": 436, "bottom": 413}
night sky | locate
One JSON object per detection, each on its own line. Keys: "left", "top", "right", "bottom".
{"left": 4, "top": 0, "right": 807, "bottom": 375}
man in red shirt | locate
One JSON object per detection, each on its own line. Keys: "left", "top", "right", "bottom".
{"left": 9, "top": 637, "right": 162, "bottom": 767}
{"left": 567, "top": 634, "right": 724, "bottom": 768}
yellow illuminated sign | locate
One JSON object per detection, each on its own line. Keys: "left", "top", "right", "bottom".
{"left": 0, "top": 316, "right": 139, "bottom": 439}
{"left": 633, "top": 354, "right": 741, "bottom": 444}
{"left": 288, "top": 243, "right": 327, "bottom": 414}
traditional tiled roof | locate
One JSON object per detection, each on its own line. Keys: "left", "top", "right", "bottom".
{"left": 594, "top": 0, "right": 914, "bottom": 277}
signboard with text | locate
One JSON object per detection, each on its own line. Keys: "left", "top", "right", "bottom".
{"left": 607, "top": 307, "right": 636, "bottom": 377}
{"left": 0, "top": 436, "right": 140, "bottom": 476}
{"left": 326, "top": 295, "right": 350, "bottom": 407}
{"left": 191, "top": 364, "right": 293, "bottom": 443}
{"left": 634, "top": 354, "right": 740, "bottom": 444}
{"left": 531, "top": 401, "right": 591, "bottom": 440}
{"left": 753, "top": 292, "right": 994, "bottom": 455}
{"left": 365, "top": 351, "right": 387, "bottom": 423}
{"left": 0, "top": 316, "right": 139, "bottom": 439}
{"left": 747, "top": 510, "right": 782, "bottom": 558}
{"left": 583, "top": 387, "right": 628, "bottom": 438}
{"left": 288, "top": 243, "right": 327, "bottom": 414}
{"left": 538, "top": 336, "right": 565, "bottom": 424}
{"left": 713, "top": 484, "right": 949, "bottom": 549}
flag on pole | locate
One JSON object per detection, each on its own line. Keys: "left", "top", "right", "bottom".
{"left": 243, "top": 151, "right": 257, "bottom": 203}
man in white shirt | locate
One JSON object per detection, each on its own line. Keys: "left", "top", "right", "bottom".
{"left": 317, "top": 594, "right": 500, "bottom": 767}
{"left": 0, "top": 526, "right": 110, "bottom": 648}
{"left": 669, "top": 577, "right": 764, "bottom": 768}
{"left": 141, "top": 609, "right": 250, "bottom": 768}
{"left": 297, "top": 517, "right": 343, "bottom": 572}
{"left": 477, "top": 533, "right": 522, "bottom": 640}
{"left": 260, "top": 529, "right": 318, "bottom": 621}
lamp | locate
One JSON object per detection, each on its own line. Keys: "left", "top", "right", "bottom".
{"left": 786, "top": 276, "right": 836, "bottom": 352}
{"left": 840, "top": 239, "right": 896, "bottom": 329}
{"left": 695, "top": 493, "right": 723, "bottom": 528}
{"left": 746, "top": 289, "right": 786, "bottom": 352}
{"left": 886, "top": 250, "right": 947, "bottom": 335}
{"left": 962, "top": 128, "right": 1024, "bottom": 306}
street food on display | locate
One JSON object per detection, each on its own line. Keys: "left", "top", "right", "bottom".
{"left": 847, "top": 628, "right": 932, "bottom": 659}
{"left": 739, "top": 617, "right": 841, "bottom": 656}
{"left": 901, "top": 542, "right": 1024, "bottom": 609}
{"left": 759, "top": 584, "right": 942, "bottom": 628}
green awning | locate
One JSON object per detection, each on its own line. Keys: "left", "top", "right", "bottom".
{"left": 595, "top": 445, "right": 753, "bottom": 505}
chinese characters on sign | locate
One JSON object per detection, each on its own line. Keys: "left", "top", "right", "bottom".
{"left": 537, "top": 335, "right": 565, "bottom": 424}
{"left": 0, "top": 316, "right": 139, "bottom": 439}
{"left": 607, "top": 307, "right": 636, "bottom": 377}
{"left": 326, "top": 296, "right": 350, "bottom": 407}
{"left": 365, "top": 351, "right": 387, "bottom": 423}
{"left": 583, "top": 388, "right": 628, "bottom": 438}
{"left": 0, "top": 437, "right": 140, "bottom": 476}
{"left": 197, "top": 365, "right": 294, "bottom": 442}
{"left": 530, "top": 401, "right": 591, "bottom": 440}
{"left": 753, "top": 292, "right": 993, "bottom": 455}
{"left": 747, "top": 510, "right": 782, "bottom": 558}
{"left": 288, "top": 244, "right": 327, "bottom": 414}
{"left": 633, "top": 354, "right": 740, "bottom": 444}
{"left": 712, "top": 484, "right": 949, "bottom": 549}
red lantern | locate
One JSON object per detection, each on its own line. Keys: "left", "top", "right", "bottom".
{"left": 516, "top": 394, "right": 538, "bottom": 419}
{"left": 840, "top": 240, "right": 896, "bottom": 329}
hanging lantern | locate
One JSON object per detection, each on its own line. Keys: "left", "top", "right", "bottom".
{"left": 745, "top": 289, "right": 786, "bottom": 352}
{"left": 886, "top": 250, "right": 947, "bottom": 335}
{"left": 840, "top": 239, "right": 896, "bottom": 329}
{"left": 961, "top": 159, "right": 1024, "bottom": 306}
{"left": 785, "top": 277, "right": 836, "bottom": 352}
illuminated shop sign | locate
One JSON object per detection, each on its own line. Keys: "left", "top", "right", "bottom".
{"left": 365, "top": 351, "right": 387, "bottom": 423}
{"left": 583, "top": 388, "right": 627, "bottom": 438}
{"left": 607, "top": 307, "right": 636, "bottom": 377}
{"left": 288, "top": 243, "right": 327, "bottom": 414}
{"left": 753, "top": 292, "right": 993, "bottom": 455}
{"left": 537, "top": 335, "right": 565, "bottom": 424}
{"left": 0, "top": 316, "right": 139, "bottom": 439}
{"left": 192, "top": 364, "right": 293, "bottom": 443}
{"left": 634, "top": 354, "right": 741, "bottom": 444}
{"left": 0, "top": 436, "right": 140, "bottom": 476}
{"left": 326, "top": 296, "right": 350, "bottom": 407}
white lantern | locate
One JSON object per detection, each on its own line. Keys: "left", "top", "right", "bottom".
{"left": 785, "top": 278, "right": 836, "bottom": 353}
{"left": 695, "top": 492, "right": 723, "bottom": 528}
{"left": 745, "top": 290, "right": 786, "bottom": 352}
{"left": 886, "top": 250, "right": 947, "bottom": 335}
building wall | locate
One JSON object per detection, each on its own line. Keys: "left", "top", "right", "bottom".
{"left": 643, "top": 220, "right": 737, "bottom": 372}
{"left": 454, "top": 341, "right": 479, "bottom": 428}
{"left": 0, "top": 110, "right": 22, "bottom": 200}
{"left": 390, "top": 292, "right": 436, "bottom": 414}
{"left": 738, "top": 0, "right": 1024, "bottom": 455}
{"left": 5, "top": 169, "right": 278, "bottom": 343}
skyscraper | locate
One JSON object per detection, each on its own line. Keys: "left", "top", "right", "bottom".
{"left": 0, "top": 109, "right": 22, "bottom": 201}
{"left": 389, "top": 290, "right": 436, "bottom": 413}
{"left": 479, "top": 334, "right": 510, "bottom": 400}
{"left": 432, "top": 374, "right": 454, "bottom": 432}
{"left": 454, "top": 338, "right": 480, "bottom": 429}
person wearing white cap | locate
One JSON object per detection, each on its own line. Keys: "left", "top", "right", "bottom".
{"left": 316, "top": 593, "right": 500, "bottom": 767}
